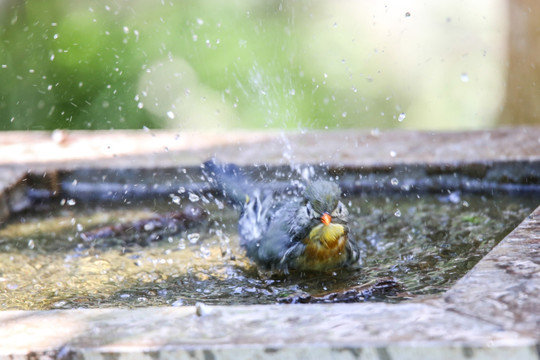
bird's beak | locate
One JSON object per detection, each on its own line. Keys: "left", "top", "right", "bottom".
{"left": 321, "top": 212, "right": 332, "bottom": 226}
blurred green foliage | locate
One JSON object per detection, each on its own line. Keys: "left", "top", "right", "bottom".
{"left": 0, "top": 0, "right": 507, "bottom": 131}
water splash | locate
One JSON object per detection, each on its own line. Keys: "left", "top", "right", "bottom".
{"left": 233, "top": 61, "right": 313, "bottom": 182}
{"left": 187, "top": 233, "right": 200, "bottom": 244}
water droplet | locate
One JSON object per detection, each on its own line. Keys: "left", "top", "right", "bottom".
{"left": 171, "top": 195, "right": 181, "bottom": 205}
{"left": 199, "top": 244, "right": 211, "bottom": 258}
{"left": 137, "top": 102, "right": 144, "bottom": 109}
{"left": 123, "top": 26, "right": 129, "bottom": 34}
{"left": 28, "top": 239, "right": 35, "bottom": 249}
{"left": 142, "top": 125, "right": 150, "bottom": 132}
{"left": 341, "top": 112, "right": 347, "bottom": 118}
{"left": 398, "top": 112, "right": 406, "bottom": 122}
{"left": 76, "top": 223, "right": 84, "bottom": 232}
{"left": 196, "top": 18, "right": 204, "bottom": 25}
{"left": 51, "top": 129, "right": 67, "bottom": 144}
{"left": 188, "top": 233, "right": 200, "bottom": 244}
{"left": 394, "top": 209, "right": 401, "bottom": 217}
{"left": 390, "top": 150, "right": 397, "bottom": 157}
{"left": 448, "top": 192, "right": 461, "bottom": 204}
{"left": 166, "top": 111, "right": 175, "bottom": 119}
{"left": 391, "top": 178, "right": 399, "bottom": 186}
{"left": 7, "top": 283, "right": 19, "bottom": 290}
{"left": 144, "top": 223, "right": 155, "bottom": 231}
{"left": 214, "top": 198, "right": 224, "bottom": 209}
{"left": 53, "top": 300, "right": 67, "bottom": 308}
{"left": 172, "top": 299, "right": 184, "bottom": 306}
{"left": 460, "top": 73, "right": 469, "bottom": 83}
{"left": 66, "top": 198, "right": 76, "bottom": 206}
{"left": 178, "top": 186, "right": 186, "bottom": 194}
{"left": 178, "top": 238, "right": 186, "bottom": 250}
{"left": 188, "top": 193, "right": 200, "bottom": 202}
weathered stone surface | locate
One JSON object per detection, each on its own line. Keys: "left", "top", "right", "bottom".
{"left": 0, "top": 170, "right": 27, "bottom": 223}
{"left": 444, "top": 206, "right": 540, "bottom": 337}
{"left": 0, "top": 302, "right": 537, "bottom": 359}
{"left": 1, "top": 127, "right": 539, "bottom": 169}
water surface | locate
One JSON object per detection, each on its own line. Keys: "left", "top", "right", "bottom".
{"left": 0, "top": 191, "right": 536, "bottom": 309}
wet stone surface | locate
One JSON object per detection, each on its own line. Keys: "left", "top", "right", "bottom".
{"left": 444, "top": 205, "right": 540, "bottom": 337}
{"left": 0, "top": 189, "right": 536, "bottom": 310}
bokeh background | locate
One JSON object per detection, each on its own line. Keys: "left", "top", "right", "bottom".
{"left": 0, "top": 0, "right": 538, "bottom": 131}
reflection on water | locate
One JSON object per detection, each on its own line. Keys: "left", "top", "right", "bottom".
{"left": 0, "top": 191, "right": 536, "bottom": 310}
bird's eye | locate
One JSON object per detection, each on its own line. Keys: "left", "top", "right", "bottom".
{"left": 305, "top": 202, "right": 319, "bottom": 219}
{"left": 331, "top": 201, "right": 349, "bottom": 219}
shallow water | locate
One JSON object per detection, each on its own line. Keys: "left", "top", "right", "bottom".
{"left": 0, "top": 191, "right": 536, "bottom": 310}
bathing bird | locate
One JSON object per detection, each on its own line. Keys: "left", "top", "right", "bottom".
{"left": 202, "top": 160, "right": 360, "bottom": 273}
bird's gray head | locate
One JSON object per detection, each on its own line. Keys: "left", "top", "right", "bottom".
{"left": 303, "top": 180, "right": 341, "bottom": 214}
{"left": 288, "top": 180, "right": 348, "bottom": 238}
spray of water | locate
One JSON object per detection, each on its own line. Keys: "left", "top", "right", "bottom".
{"left": 233, "top": 60, "right": 316, "bottom": 185}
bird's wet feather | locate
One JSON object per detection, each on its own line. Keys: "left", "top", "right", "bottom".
{"left": 203, "top": 160, "right": 360, "bottom": 273}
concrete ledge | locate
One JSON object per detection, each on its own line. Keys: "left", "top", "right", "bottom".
{"left": 0, "top": 300, "right": 538, "bottom": 358}
{"left": 445, "top": 206, "right": 540, "bottom": 337}
{"left": 0, "top": 128, "right": 539, "bottom": 359}
{"left": 1, "top": 127, "right": 539, "bottom": 169}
